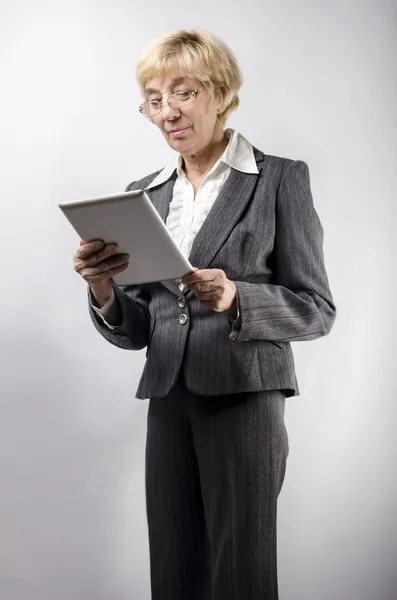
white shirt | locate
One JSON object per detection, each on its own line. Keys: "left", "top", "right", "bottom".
{"left": 92, "top": 128, "right": 258, "bottom": 327}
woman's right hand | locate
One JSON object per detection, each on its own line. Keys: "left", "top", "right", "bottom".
{"left": 74, "top": 239, "right": 129, "bottom": 307}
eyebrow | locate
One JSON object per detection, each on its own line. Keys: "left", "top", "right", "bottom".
{"left": 144, "top": 76, "right": 191, "bottom": 95}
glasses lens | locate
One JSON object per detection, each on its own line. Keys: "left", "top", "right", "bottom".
{"left": 140, "top": 90, "right": 200, "bottom": 117}
{"left": 169, "top": 91, "right": 193, "bottom": 110}
{"left": 140, "top": 102, "right": 160, "bottom": 117}
{"left": 149, "top": 102, "right": 161, "bottom": 116}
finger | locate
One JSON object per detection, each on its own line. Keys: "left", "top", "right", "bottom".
{"left": 79, "top": 239, "right": 102, "bottom": 247}
{"left": 81, "top": 254, "right": 129, "bottom": 277}
{"left": 81, "top": 244, "right": 120, "bottom": 267}
{"left": 186, "top": 269, "right": 216, "bottom": 279}
{"left": 191, "top": 268, "right": 222, "bottom": 278}
{"left": 182, "top": 268, "right": 216, "bottom": 285}
{"left": 77, "top": 239, "right": 106, "bottom": 259}
{"left": 196, "top": 291, "right": 220, "bottom": 301}
{"left": 192, "top": 283, "right": 221, "bottom": 294}
{"left": 77, "top": 253, "right": 128, "bottom": 278}
{"left": 85, "top": 261, "right": 129, "bottom": 285}
{"left": 185, "top": 276, "right": 218, "bottom": 289}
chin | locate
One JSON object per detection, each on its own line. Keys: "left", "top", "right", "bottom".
{"left": 168, "top": 137, "right": 192, "bottom": 151}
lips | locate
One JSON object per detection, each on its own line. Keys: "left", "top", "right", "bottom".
{"left": 168, "top": 127, "right": 190, "bottom": 138}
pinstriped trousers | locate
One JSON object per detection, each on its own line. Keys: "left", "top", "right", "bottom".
{"left": 145, "top": 367, "right": 289, "bottom": 600}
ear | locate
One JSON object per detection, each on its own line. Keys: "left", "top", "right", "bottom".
{"left": 216, "top": 95, "right": 224, "bottom": 114}
{"left": 215, "top": 91, "right": 228, "bottom": 120}
{"left": 216, "top": 104, "right": 225, "bottom": 123}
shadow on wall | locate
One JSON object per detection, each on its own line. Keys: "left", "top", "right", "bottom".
{"left": 0, "top": 329, "right": 151, "bottom": 600}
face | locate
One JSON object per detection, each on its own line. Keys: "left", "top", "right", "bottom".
{"left": 143, "top": 70, "right": 223, "bottom": 154}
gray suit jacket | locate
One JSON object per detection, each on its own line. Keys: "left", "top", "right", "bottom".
{"left": 88, "top": 148, "right": 336, "bottom": 399}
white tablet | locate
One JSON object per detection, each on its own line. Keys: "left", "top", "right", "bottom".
{"left": 59, "top": 189, "right": 194, "bottom": 285}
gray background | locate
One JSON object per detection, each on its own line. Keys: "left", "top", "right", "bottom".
{"left": 0, "top": 1, "right": 396, "bottom": 599}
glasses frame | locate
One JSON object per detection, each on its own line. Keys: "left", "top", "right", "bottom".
{"left": 138, "top": 88, "right": 204, "bottom": 117}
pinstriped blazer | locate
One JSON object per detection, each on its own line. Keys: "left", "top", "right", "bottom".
{"left": 88, "top": 147, "right": 336, "bottom": 399}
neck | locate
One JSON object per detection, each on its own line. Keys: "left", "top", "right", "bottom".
{"left": 181, "top": 126, "right": 229, "bottom": 180}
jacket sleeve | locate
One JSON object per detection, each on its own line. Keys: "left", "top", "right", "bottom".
{"left": 230, "top": 160, "right": 336, "bottom": 343}
{"left": 88, "top": 283, "right": 151, "bottom": 350}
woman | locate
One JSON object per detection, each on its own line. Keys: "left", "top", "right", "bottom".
{"left": 74, "top": 30, "right": 336, "bottom": 600}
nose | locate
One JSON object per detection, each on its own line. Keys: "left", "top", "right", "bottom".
{"left": 161, "top": 101, "right": 180, "bottom": 120}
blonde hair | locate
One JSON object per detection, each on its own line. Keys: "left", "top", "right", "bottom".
{"left": 136, "top": 29, "right": 243, "bottom": 123}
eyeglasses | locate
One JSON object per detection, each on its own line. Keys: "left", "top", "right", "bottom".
{"left": 139, "top": 88, "right": 204, "bottom": 118}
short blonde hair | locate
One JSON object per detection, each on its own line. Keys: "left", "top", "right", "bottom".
{"left": 136, "top": 29, "right": 243, "bottom": 123}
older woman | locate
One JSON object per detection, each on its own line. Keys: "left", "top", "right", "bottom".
{"left": 74, "top": 30, "right": 336, "bottom": 600}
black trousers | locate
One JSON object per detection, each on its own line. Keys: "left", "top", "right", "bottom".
{"left": 145, "top": 368, "right": 289, "bottom": 600}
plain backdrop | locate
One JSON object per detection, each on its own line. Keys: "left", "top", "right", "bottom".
{"left": 0, "top": 1, "right": 396, "bottom": 599}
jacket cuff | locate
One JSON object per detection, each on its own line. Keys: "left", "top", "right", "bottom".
{"left": 89, "top": 287, "right": 122, "bottom": 329}
{"left": 227, "top": 285, "right": 242, "bottom": 336}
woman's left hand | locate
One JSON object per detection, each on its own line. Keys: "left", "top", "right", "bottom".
{"left": 181, "top": 268, "right": 238, "bottom": 318}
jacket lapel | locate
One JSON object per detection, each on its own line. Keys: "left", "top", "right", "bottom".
{"left": 145, "top": 173, "right": 182, "bottom": 296}
{"left": 145, "top": 173, "right": 176, "bottom": 222}
{"left": 188, "top": 166, "right": 261, "bottom": 269}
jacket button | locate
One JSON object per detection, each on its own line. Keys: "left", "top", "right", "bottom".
{"left": 178, "top": 297, "right": 186, "bottom": 308}
{"left": 179, "top": 314, "right": 188, "bottom": 325}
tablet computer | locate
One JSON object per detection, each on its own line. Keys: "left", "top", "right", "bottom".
{"left": 59, "top": 189, "right": 194, "bottom": 285}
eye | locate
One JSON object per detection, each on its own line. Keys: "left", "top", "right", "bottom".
{"left": 174, "top": 90, "right": 191, "bottom": 100}
{"left": 148, "top": 99, "right": 161, "bottom": 106}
